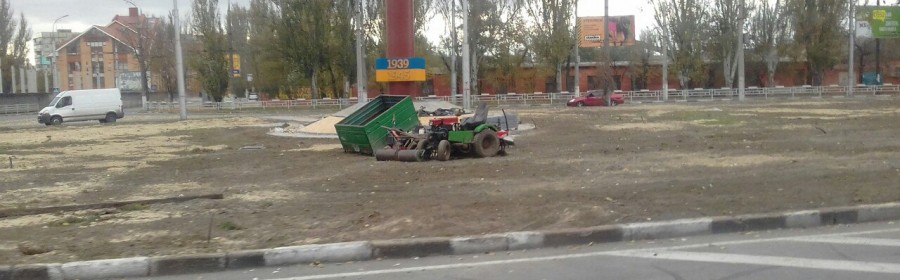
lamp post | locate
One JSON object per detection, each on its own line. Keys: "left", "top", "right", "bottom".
{"left": 51, "top": 14, "right": 69, "bottom": 92}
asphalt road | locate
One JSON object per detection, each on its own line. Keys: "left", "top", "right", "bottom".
{"left": 140, "top": 220, "right": 900, "bottom": 280}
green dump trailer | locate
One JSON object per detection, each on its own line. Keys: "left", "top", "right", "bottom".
{"left": 334, "top": 95, "right": 419, "bottom": 155}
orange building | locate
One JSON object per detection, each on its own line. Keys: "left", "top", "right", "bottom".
{"left": 55, "top": 8, "right": 158, "bottom": 92}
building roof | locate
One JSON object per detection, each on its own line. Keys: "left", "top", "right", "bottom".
{"left": 54, "top": 24, "right": 137, "bottom": 52}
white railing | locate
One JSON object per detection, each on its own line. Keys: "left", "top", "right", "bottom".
{"left": 145, "top": 85, "right": 899, "bottom": 112}
{"left": 0, "top": 103, "right": 39, "bottom": 114}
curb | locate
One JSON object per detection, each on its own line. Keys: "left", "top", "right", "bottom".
{"left": 3, "top": 202, "right": 900, "bottom": 280}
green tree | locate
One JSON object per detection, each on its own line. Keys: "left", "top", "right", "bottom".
{"left": 525, "top": 0, "right": 575, "bottom": 93}
{"left": 786, "top": 0, "right": 847, "bottom": 85}
{"left": 191, "top": 0, "right": 229, "bottom": 101}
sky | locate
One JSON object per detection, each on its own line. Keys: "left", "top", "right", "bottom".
{"left": 10, "top": 0, "right": 654, "bottom": 62}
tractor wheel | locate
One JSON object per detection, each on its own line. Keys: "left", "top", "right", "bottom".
{"left": 473, "top": 131, "right": 500, "bottom": 158}
{"left": 415, "top": 139, "right": 428, "bottom": 150}
{"left": 436, "top": 140, "right": 451, "bottom": 161}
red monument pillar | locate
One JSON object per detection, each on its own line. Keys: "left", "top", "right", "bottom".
{"left": 385, "top": 0, "right": 417, "bottom": 96}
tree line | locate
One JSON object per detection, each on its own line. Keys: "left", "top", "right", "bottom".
{"left": 56, "top": 0, "right": 897, "bottom": 100}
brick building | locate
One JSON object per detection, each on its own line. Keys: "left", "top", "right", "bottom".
{"left": 55, "top": 8, "right": 157, "bottom": 92}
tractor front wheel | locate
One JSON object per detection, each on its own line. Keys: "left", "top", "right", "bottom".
{"left": 473, "top": 131, "right": 500, "bottom": 158}
{"left": 436, "top": 140, "right": 451, "bottom": 161}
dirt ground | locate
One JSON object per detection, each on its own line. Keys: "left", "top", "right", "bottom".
{"left": 1, "top": 98, "right": 899, "bottom": 264}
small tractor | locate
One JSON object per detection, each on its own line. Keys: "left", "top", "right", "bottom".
{"left": 375, "top": 103, "right": 512, "bottom": 162}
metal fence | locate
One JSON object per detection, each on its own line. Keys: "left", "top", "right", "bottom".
{"left": 0, "top": 103, "right": 39, "bottom": 115}
{"left": 144, "top": 85, "right": 899, "bottom": 112}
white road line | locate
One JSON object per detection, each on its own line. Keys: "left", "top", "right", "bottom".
{"left": 784, "top": 236, "right": 900, "bottom": 247}
{"left": 270, "top": 227, "right": 900, "bottom": 280}
{"left": 604, "top": 250, "right": 900, "bottom": 274}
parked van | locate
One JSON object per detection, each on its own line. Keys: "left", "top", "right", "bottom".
{"left": 38, "top": 88, "right": 124, "bottom": 125}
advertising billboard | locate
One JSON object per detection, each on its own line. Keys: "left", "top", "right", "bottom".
{"left": 578, "top": 16, "right": 636, "bottom": 47}
{"left": 858, "top": 6, "right": 900, "bottom": 38}
{"left": 117, "top": 72, "right": 150, "bottom": 92}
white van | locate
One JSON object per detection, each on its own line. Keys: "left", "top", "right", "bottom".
{"left": 38, "top": 88, "right": 125, "bottom": 125}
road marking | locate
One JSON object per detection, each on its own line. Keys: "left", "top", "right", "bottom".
{"left": 270, "top": 227, "right": 900, "bottom": 280}
{"left": 604, "top": 250, "right": 900, "bottom": 274}
{"left": 784, "top": 236, "right": 900, "bottom": 247}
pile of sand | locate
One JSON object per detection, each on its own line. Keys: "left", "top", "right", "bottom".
{"left": 299, "top": 116, "right": 344, "bottom": 134}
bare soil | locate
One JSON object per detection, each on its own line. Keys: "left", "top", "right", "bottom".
{"left": 1, "top": 98, "right": 899, "bottom": 264}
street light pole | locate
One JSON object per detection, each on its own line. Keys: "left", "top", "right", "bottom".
{"left": 355, "top": 0, "right": 368, "bottom": 103}
{"left": 174, "top": 0, "right": 187, "bottom": 120}
{"left": 462, "top": 0, "right": 471, "bottom": 111}
{"left": 848, "top": 0, "right": 855, "bottom": 96}
{"left": 574, "top": 0, "right": 580, "bottom": 97}
{"left": 51, "top": 15, "right": 69, "bottom": 92}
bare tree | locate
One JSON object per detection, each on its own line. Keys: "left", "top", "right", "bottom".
{"left": 711, "top": 0, "right": 752, "bottom": 88}
{"left": 652, "top": 0, "right": 711, "bottom": 89}
{"left": 749, "top": 0, "right": 790, "bottom": 87}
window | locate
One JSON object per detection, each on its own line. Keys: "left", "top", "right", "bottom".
{"left": 67, "top": 45, "right": 78, "bottom": 55}
{"left": 545, "top": 77, "right": 556, "bottom": 93}
{"left": 587, "top": 76, "right": 598, "bottom": 90}
{"left": 57, "top": 96, "right": 72, "bottom": 108}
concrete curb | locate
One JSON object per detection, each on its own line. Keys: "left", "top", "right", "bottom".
{"left": 5, "top": 201, "right": 900, "bottom": 280}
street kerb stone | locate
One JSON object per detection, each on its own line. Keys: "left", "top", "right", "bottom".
{"left": 542, "top": 225, "right": 623, "bottom": 247}
{"left": 623, "top": 218, "right": 712, "bottom": 241}
{"left": 11, "top": 264, "right": 50, "bottom": 280}
{"left": 450, "top": 235, "right": 508, "bottom": 255}
{"left": 820, "top": 207, "right": 859, "bottom": 225}
{"left": 0, "top": 265, "right": 10, "bottom": 280}
{"left": 712, "top": 214, "right": 787, "bottom": 234}
{"left": 149, "top": 253, "right": 227, "bottom": 276}
{"left": 61, "top": 257, "right": 149, "bottom": 279}
{"left": 505, "top": 231, "right": 544, "bottom": 250}
{"left": 785, "top": 210, "right": 821, "bottom": 228}
{"left": 371, "top": 238, "right": 452, "bottom": 259}
{"left": 227, "top": 250, "right": 265, "bottom": 269}
{"left": 857, "top": 203, "right": 900, "bottom": 223}
{"left": 265, "top": 241, "right": 373, "bottom": 266}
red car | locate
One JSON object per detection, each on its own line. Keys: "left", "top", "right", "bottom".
{"left": 567, "top": 93, "right": 625, "bottom": 107}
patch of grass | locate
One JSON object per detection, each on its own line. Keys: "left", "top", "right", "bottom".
{"left": 674, "top": 111, "right": 739, "bottom": 126}
{"left": 219, "top": 221, "right": 244, "bottom": 231}
{"left": 47, "top": 214, "right": 107, "bottom": 227}
{"left": 189, "top": 147, "right": 216, "bottom": 153}
{"left": 120, "top": 203, "right": 148, "bottom": 212}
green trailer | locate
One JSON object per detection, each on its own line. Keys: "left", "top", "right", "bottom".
{"left": 334, "top": 95, "right": 419, "bottom": 155}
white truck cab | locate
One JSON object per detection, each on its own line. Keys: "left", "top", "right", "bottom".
{"left": 38, "top": 88, "right": 125, "bottom": 125}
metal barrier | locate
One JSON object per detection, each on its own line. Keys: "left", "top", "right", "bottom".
{"left": 144, "top": 85, "right": 899, "bottom": 112}
{"left": 0, "top": 103, "right": 39, "bottom": 115}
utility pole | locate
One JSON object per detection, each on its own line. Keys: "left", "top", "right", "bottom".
{"left": 174, "top": 0, "right": 187, "bottom": 120}
{"left": 875, "top": 0, "right": 881, "bottom": 83}
{"left": 848, "top": 0, "right": 855, "bottom": 96}
{"left": 228, "top": 0, "right": 236, "bottom": 98}
{"left": 738, "top": 20, "right": 746, "bottom": 101}
{"left": 355, "top": 0, "right": 368, "bottom": 103}
{"left": 462, "top": 0, "right": 471, "bottom": 111}
{"left": 450, "top": 0, "right": 458, "bottom": 104}
{"left": 662, "top": 27, "right": 669, "bottom": 101}
{"left": 603, "top": 0, "right": 611, "bottom": 106}
{"left": 574, "top": 0, "right": 580, "bottom": 97}
{"left": 1, "top": 57, "right": 4, "bottom": 93}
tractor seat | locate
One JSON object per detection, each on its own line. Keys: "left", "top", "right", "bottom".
{"left": 461, "top": 103, "right": 488, "bottom": 130}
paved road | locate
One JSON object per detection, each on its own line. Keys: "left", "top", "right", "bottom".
{"left": 141, "top": 221, "right": 900, "bottom": 280}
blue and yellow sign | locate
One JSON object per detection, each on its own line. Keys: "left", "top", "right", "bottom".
{"left": 375, "top": 57, "right": 426, "bottom": 82}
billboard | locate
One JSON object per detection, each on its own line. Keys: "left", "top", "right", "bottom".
{"left": 579, "top": 16, "right": 636, "bottom": 47}
{"left": 858, "top": 6, "right": 900, "bottom": 38}
{"left": 117, "top": 72, "right": 150, "bottom": 92}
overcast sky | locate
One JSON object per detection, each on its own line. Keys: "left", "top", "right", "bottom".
{"left": 11, "top": 0, "right": 654, "bottom": 61}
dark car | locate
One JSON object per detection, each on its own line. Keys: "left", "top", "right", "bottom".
{"left": 566, "top": 93, "right": 625, "bottom": 107}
